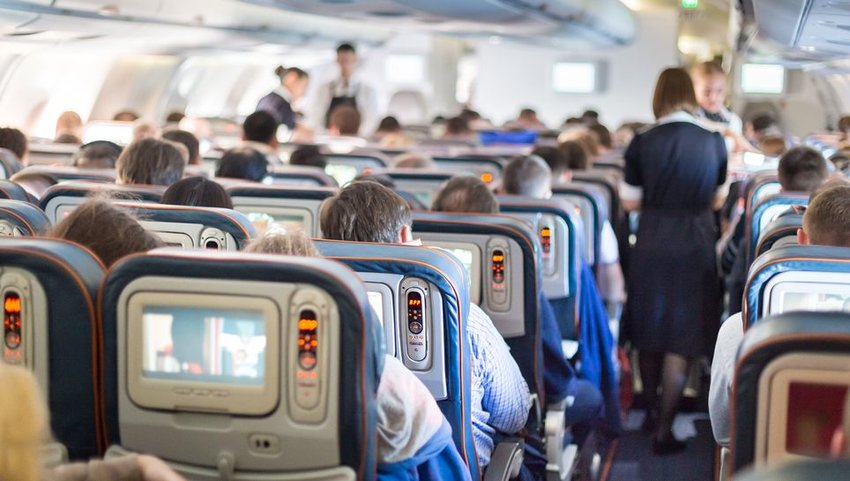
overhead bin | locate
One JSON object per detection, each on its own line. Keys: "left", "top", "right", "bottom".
{"left": 743, "top": 0, "right": 850, "bottom": 61}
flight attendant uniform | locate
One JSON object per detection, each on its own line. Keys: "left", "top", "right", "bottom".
{"left": 313, "top": 78, "right": 378, "bottom": 132}
{"left": 256, "top": 86, "right": 297, "bottom": 130}
{"left": 621, "top": 111, "right": 727, "bottom": 357}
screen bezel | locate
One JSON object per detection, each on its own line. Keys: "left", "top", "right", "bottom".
{"left": 765, "top": 271, "right": 850, "bottom": 318}
{"left": 126, "top": 291, "right": 280, "bottom": 416}
{"left": 425, "top": 241, "right": 482, "bottom": 305}
{"left": 239, "top": 206, "right": 312, "bottom": 236}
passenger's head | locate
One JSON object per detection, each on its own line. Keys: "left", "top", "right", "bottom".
{"left": 329, "top": 106, "right": 361, "bottom": 136}
{"left": 244, "top": 230, "right": 319, "bottom": 257}
{"left": 501, "top": 155, "right": 552, "bottom": 199}
{"left": 444, "top": 116, "right": 472, "bottom": 137}
{"left": 0, "top": 127, "right": 27, "bottom": 163}
{"left": 376, "top": 116, "right": 402, "bottom": 134}
{"left": 519, "top": 108, "right": 538, "bottom": 121}
{"left": 336, "top": 43, "right": 358, "bottom": 80}
{"left": 215, "top": 147, "right": 269, "bottom": 182}
{"left": 581, "top": 109, "right": 600, "bottom": 125}
{"left": 838, "top": 115, "right": 850, "bottom": 134}
{"left": 162, "top": 129, "right": 201, "bottom": 166}
{"left": 652, "top": 67, "right": 698, "bottom": 119}
{"left": 532, "top": 144, "right": 568, "bottom": 182}
{"left": 49, "top": 197, "right": 164, "bottom": 267}
{"left": 116, "top": 138, "right": 187, "bottom": 186}
{"left": 132, "top": 121, "right": 160, "bottom": 142}
{"left": 275, "top": 65, "right": 310, "bottom": 100}
{"left": 432, "top": 175, "right": 498, "bottom": 214}
{"left": 558, "top": 128, "right": 599, "bottom": 159}
{"left": 799, "top": 185, "right": 850, "bottom": 248}
{"left": 55, "top": 111, "right": 83, "bottom": 141}
{"left": 165, "top": 111, "right": 185, "bottom": 124}
{"left": 690, "top": 61, "right": 728, "bottom": 114}
{"left": 777, "top": 146, "right": 828, "bottom": 193}
{"left": 746, "top": 113, "right": 781, "bottom": 142}
{"left": 113, "top": 110, "right": 139, "bottom": 122}
{"left": 320, "top": 181, "right": 412, "bottom": 244}
{"left": 588, "top": 123, "right": 613, "bottom": 150}
{"left": 392, "top": 152, "right": 434, "bottom": 170}
{"left": 0, "top": 361, "right": 47, "bottom": 481}
{"left": 759, "top": 135, "right": 788, "bottom": 157}
{"left": 288, "top": 145, "right": 327, "bottom": 169}
{"left": 242, "top": 111, "right": 279, "bottom": 147}
{"left": 161, "top": 176, "right": 233, "bottom": 209}
{"left": 73, "top": 140, "right": 123, "bottom": 169}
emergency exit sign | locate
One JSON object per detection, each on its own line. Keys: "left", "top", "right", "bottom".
{"left": 681, "top": 0, "right": 699, "bottom": 8}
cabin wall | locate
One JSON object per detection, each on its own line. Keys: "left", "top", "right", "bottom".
{"left": 471, "top": 9, "right": 679, "bottom": 129}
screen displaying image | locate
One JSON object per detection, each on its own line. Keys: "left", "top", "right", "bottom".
{"left": 786, "top": 382, "right": 848, "bottom": 457}
{"left": 142, "top": 306, "right": 266, "bottom": 385}
{"left": 367, "top": 291, "right": 384, "bottom": 325}
{"left": 325, "top": 164, "right": 358, "bottom": 187}
{"left": 780, "top": 291, "right": 850, "bottom": 313}
{"left": 247, "top": 212, "right": 305, "bottom": 236}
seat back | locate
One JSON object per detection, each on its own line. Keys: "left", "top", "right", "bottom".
{"left": 735, "top": 460, "right": 850, "bottom": 481}
{"left": 0, "top": 199, "right": 51, "bottom": 236}
{"left": 411, "top": 211, "right": 545, "bottom": 401}
{"left": 18, "top": 165, "right": 116, "bottom": 183}
{"left": 114, "top": 202, "right": 256, "bottom": 250}
{"left": 0, "top": 148, "right": 24, "bottom": 179}
{"left": 377, "top": 170, "right": 452, "bottom": 208}
{"left": 755, "top": 214, "right": 803, "bottom": 258}
{"left": 26, "top": 142, "right": 79, "bottom": 166}
{"left": 325, "top": 153, "right": 388, "bottom": 186}
{"left": 0, "top": 239, "right": 105, "bottom": 458}
{"left": 315, "top": 241, "right": 479, "bottom": 479}
{"left": 0, "top": 179, "right": 34, "bottom": 201}
{"left": 268, "top": 166, "right": 339, "bottom": 187}
{"left": 100, "top": 250, "right": 381, "bottom": 481}
{"left": 743, "top": 246, "right": 850, "bottom": 329}
{"left": 227, "top": 185, "right": 337, "bottom": 237}
{"left": 744, "top": 173, "right": 781, "bottom": 213}
{"left": 552, "top": 184, "right": 609, "bottom": 268}
{"left": 748, "top": 194, "right": 809, "bottom": 259}
{"left": 431, "top": 156, "right": 503, "bottom": 186}
{"left": 732, "top": 312, "right": 850, "bottom": 472}
{"left": 39, "top": 181, "right": 164, "bottom": 223}
{"left": 571, "top": 170, "right": 622, "bottom": 234}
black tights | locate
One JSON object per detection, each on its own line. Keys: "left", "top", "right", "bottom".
{"left": 640, "top": 351, "right": 690, "bottom": 441}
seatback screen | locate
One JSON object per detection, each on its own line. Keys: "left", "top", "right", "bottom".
{"left": 786, "top": 382, "right": 848, "bottom": 458}
{"left": 247, "top": 212, "right": 305, "bottom": 236}
{"left": 367, "top": 291, "right": 384, "bottom": 325}
{"left": 142, "top": 306, "right": 266, "bottom": 386}
{"left": 325, "top": 164, "right": 358, "bottom": 186}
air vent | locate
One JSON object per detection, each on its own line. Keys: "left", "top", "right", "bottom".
{"left": 369, "top": 10, "right": 411, "bottom": 17}
{"left": 6, "top": 30, "right": 44, "bottom": 37}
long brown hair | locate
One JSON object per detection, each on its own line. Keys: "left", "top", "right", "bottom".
{"left": 652, "top": 68, "right": 698, "bottom": 119}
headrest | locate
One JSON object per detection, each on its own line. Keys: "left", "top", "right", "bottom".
{"left": 735, "top": 460, "right": 850, "bottom": 481}
{"left": 744, "top": 172, "right": 779, "bottom": 209}
{"left": 114, "top": 202, "right": 256, "bottom": 249}
{"left": 732, "top": 311, "right": 850, "bottom": 472}
{"left": 226, "top": 184, "right": 337, "bottom": 201}
{"left": 377, "top": 169, "right": 454, "bottom": 182}
{"left": 0, "top": 199, "right": 51, "bottom": 236}
{"left": 0, "top": 148, "right": 24, "bottom": 178}
{"left": 39, "top": 181, "right": 164, "bottom": 222}
{"left": 326, "top": 153, "right": 389, "bottom": 168}
{"left": 748, "top": 193, "right": 809, "bottom": 257}
{"left": 431, "top": 156, "right": 504, "bottom": 173}
{"left": 552, "top": 183, "right": 610, "bottom": 224}
{"left": 100, "top": 249, "right": 381, "bottom": 479}
{"left": 268, "top": 166, "right": 338, "bottom": 187}
{"left": 755, "top": 214, "right": 803, "bottom": 258}
{"left": 19, "top": 165, "right": 116, "bottom": 183}
{"left": 744, "top": 245, "right": 850, "bottom": 329}
{"left": 0, "top": 179, "right": 33, "bottom": 201}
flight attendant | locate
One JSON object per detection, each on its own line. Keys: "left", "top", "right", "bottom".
{"left": 256, "top": 66, "right": 309, "bottom": 130}
{"left": 621, "top": 67, "right": 727, "bottom": 455}
{"left": 690, "top": 61, "right": 743, "bottom": 135}
{"left": 313, "top": 43, "right": 378, "bottom": 133}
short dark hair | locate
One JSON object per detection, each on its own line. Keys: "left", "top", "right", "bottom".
{"left": 377, "top": 116, "right": 402, "bottom": 133}
{"left": 838, "top": 115, "right": 850, "bottom": 133}
{"left": 162, "top": 129, "right": 200, "bottom": 165}
{"left": 165, "top": 111, "right": 185, "bottom": 124}
{"left": 113, "top": 110, "right": 139, "bottom": 122}
{"left": 559, "top": 140, "right": 590, "bottom": 171}
{"left": 519, "top": 108, "right": 537, "bottom": 118}
{"left": 215, "top": 147, "right": 269, "bottom": 182}
{"left": 289, "top": 145, "right": 327, "bottom": 169}
{"left": 320, "top": 181, "right": 411, "bottom": 243}
{"left": 531, "top": 146, "right": 569, "bottom": 177}
{"left": 502, "top": 155, "right": 551, "bottom": 198}
{"left": 432, "top": 175, "right": 498, "bottom": 214}
{"left": 243, "top": 111, "right": 278, "bottom": 144}
{"left": 329, "top": 106, "right": 361, "bottom": 136}
{"left": 116, "top": 138, "right": 187, "bottom": 186}
{"left": 445, "top": 116, "right": 471, "bottom": 135}
{"left": 588, "top": 123, "right": 612, "bottom": 148}
{"left": 161, "top": 176, "right": 233, "bottom": 209}
{"left": 777, "top": 146, "right": 828, "bottom": 193}
{"left": 48, "top": 196, "right": 163, "bottom": 267}
{"left": 750, "top": 113, "right": 778, "bottom": 133}
{"left": 0, "top": 128, "right": 27, "bottom": 161}
{"left": 804, "top": 185, "right": 850, "bottom": 247}
{"left": 74, "top": 141, "right": 123, "bottom": 169}
{"left": 337, "top": 43, "right": 356, "bottom": 55}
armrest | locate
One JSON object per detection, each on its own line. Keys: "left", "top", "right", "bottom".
{"left": 545, "top": 398, "right": 578, "bottom": 481}
{"left": 40, "top": 442, "right": 68, "bottom": 468}
{"left": 484, "top": 438, "right": 525, "bottom": 481}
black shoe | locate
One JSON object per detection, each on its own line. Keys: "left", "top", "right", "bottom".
{"left": 640, "top": 411, "right": 658, "bottom": 433}
{"left": 652, "top": 436, "right": 687, "bottom": 456}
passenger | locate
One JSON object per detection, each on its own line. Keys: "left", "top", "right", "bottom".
{"left": 116, "top": 138, "right": 187, "bottom": 186}
{"left": 719, "top": 146, "right": 829, "bottom": 313}
{"left": 162, "top": 129, "right": 201, "bottom": 166}
{"left": 312, "top": 43, "right": 379, "bottom": 132}
{"left": 9, "top": 171, "right": 57, "bottom": 200}
{"left": 558, "top": 128, "right": 599, "bottom": 163}
{"left": 392, "top": 152, "right": 434, "bottom": 170}
{"left": 320, "top": 181, "right": 531, "bottom": 470}
{"left": 442, "top": 116, "right": 475, "bottom": 142}
{"left": 55, "top": 111, "right": 84, "bottom": 144}
{"left": 328, "top": 105, "right": 362, "bottom": 137}
{"left": 744, "top": 112, "right": 783, "bottom": 147}
{"left": 257, "top": 65, "right": 309, "bottom": 131}
{"left": 0, "top": 127, "right": 28, "bottom": 164}
{"left": 587, "top": 123, "right": 614, "bottom": 156}
{"left": 758, "top": 135, "right": 789, "bottom": 157}
{"left": 504, "top": 108, "right": 546, "bottom": 131}
{"left": 690, "top": 61, "right": 743, "bottom": 135}
{"left": 73, "top": 140, "right": 122, "bottom": 169}
{"left": 288, "top": 145, "right": 327, "bottom": 170}
{"left": 838, "top": 115, "right": 850, "bottom": 143}
{"left": 241, "top": 110, "right": 281, "bottom": 165}
{"left": 215, "top": 147, "right": 269, "bottom": 183}
{"left": 164, "top": 111, "right": 186, "bottom": 125}
{"left": 581, "top": 109, "right": 600, "bottom": 126}
{"left": 613, "top": 122, "right": 647, "bottom": 151}
{"left": 374, "top": 116, "right": 412, "bottom": 147}
{"left": 49, "top": 197, "right": 164, "bottom": 268}
{"left": 161, "top": 177, "right": 233, "bottom": 209}
{"left": 132, "top": 121, "right": 160, "bottom": 142}
{"left": 621, "top": 67, "right": 727, "bottom": 455}
{"left": 113, "top": 110, "right": 140, "bottom": 122}
{"left": 0, "top": 362, "right": 185, "bottom": 481}
{"left": 710, "top": 184, "right": 850, "bottom": 448}
{"left": 244, "top": 231, "right": 471, "bottom": 481}
{"left": 431, "top": 175, "right": 499, "bottom": 214}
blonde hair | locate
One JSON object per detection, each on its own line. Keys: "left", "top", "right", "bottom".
{"left": 244, "top": 231, "right": 320, "bottom": 257}
{"left": 0, "top": 363, "right": 48, "bottom": 481}
{"left": 652, "top": 68, "right": 698, "bottom": 119}
{"left": 690, "top": 61, "right": 726, "bottom": 78}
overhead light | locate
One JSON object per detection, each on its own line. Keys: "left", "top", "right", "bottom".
{"left": 619, "top": 0, "right": 642, "bottom": 10}
{"left": 98, "top": 5, "right": 120, "bottom": 16}
{"left": 488, "top": 36, "right": 501, "bottom": 45}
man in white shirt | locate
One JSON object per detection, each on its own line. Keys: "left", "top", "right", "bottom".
{"left": 312, "top": 43, "right": 379, "bottom": 134}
